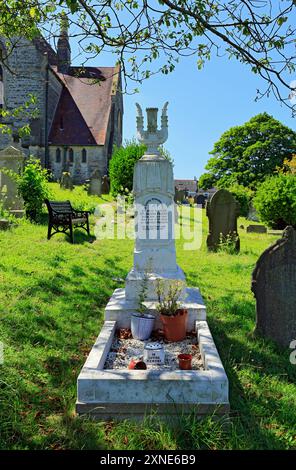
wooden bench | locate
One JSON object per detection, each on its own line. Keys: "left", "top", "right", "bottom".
{"left": 45, "top": 199, "right": 90, "bottom": 244}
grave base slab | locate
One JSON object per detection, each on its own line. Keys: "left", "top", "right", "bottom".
{"left": 76, "top": 320, "right": 229, "bottom": 421}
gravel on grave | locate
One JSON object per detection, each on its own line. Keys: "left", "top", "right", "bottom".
{"left": 104, "top": 332, "right": 204, "bottom": 371}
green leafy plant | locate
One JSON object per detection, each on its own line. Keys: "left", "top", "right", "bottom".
{"left": 16, "top": 157, "right": 50, "bottom": 222}
{"left": 227, "top": 183, "right": 253, "bottom": 217}
{"left": 109, "top": 140, "right": 146, "bottom": 197}
{"left": 137, "top": 271, "right": 149, "bottom": 316}
{"left": 217, "top": 232, "right": 240, "bottom": 254}
{"left": 155, "top": 279, "right": 184, "bottom": 316}
{"left": 0, "top": 200, "right": 8, "bottom": 218}
{"left": 253, "top": 174, "right": 296, "bottom": 229}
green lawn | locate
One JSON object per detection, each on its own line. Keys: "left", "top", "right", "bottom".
{"left": 0, "top": 188, "right": 295, "bottom": 450}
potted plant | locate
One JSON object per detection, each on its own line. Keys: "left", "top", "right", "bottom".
{"left": 131, "top": 272, "right": 155, "bottom": 341}
{"left": 156, "top": 279, "right": 188, "bottom": 342}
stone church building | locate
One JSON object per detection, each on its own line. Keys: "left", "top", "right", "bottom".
{"left": 0, "top": 23, "right": 123, "bottom": 183}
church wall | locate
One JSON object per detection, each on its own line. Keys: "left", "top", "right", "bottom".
{"left": 49, "top": 145, "right": 107, "bottom": 183}
{"left": 0, "top": 38, "right": 48, "bottom": 151}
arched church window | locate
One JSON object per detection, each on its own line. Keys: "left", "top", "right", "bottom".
{"left": 82, "top": 148, "right": 87, "bottom": 163}
{"left": 69, "top": 148, "right": 74, "bottom": 163}
{"left": 56, "top": 148, "right": 61, "bottom": 163}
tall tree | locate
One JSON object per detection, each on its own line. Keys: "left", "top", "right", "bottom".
{"left": 0, "top": 1, "right": 296, "bottom": 111}
{"left": 199, "top": 113, "right": 296, "bottom": 189}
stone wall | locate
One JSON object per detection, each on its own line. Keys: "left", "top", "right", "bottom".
{"left": 0, "top": 38, "right": 47, "bottom": 147}
{"left": 0, "top": 37, "right": 62, "bottom": 164}
{"left": 49, "top": 145, "right": 107, "bottom": 182}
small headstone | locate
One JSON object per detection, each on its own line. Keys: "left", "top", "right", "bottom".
{"left": 88, "top": 169, "right": 102, "bottom": 196}
{"left": 0, "top": 146, "right": 24, "bottom": 211}
{"left": 252, "top": 226, "right": 296, "bottom": 348}
{"left": 0, "top": 219, "right": 9, "bottom": 230}
{"left": 195, "top": 194, "right": 206, "bottom": 208}
{"left": 174, "top": 188, "right": 185, "bottom": 203}
{"left": 206, "top": 189, "right": 240, "bottom": 252}
{"left": 247, "top": 224, "right": 267, "bottom": 234}
{"left": 101, "top": 175, "right": 110, "bottom": 194}
{"left": 60, "top": 172, "right": 73, "bottom": 190}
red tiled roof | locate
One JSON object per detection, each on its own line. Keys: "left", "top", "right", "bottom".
{"left": 49, "top": 66, "right": 117, "bottom": 146}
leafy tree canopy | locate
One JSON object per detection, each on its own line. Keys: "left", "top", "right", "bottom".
{"left": 199, "top": 113, "right": 296, "bottom": 190}
{"left": 0, "top": 1, "right": 296, "bottom": 111}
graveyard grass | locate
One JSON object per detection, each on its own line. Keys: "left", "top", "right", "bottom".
{"left": 0, "top": 186, "right": 295, "bottom": 450}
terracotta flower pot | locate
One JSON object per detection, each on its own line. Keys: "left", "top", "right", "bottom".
{"left": 128, "top": 359, "right": 147, "bottom": 370}
{"left": 178, "top": 353, "right": 192, "bottom": 370}
{"left": 160, "top": 309, "right": 188, "bottom": 342}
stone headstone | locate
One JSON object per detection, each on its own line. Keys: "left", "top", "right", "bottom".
{"left": 174, "top": 187, "right": 185, "bottom": 203}
{"left": 101, "top": 175, "right": 110, "bottom": 194}
{"left": 88, "top": 169, "right": 102, "bottom": 196}
{"left": 125, "top": 102, "right": 186, "bottom": 300}
{"left": 0, "top": 146, "right": 24, "bottom": 211}
{"left": 60, "top": 172, "right": 73, "bottom": 190}
{"left": 206, "top": 189, "right": 240, "bottom": 251}
{"left": 247, "top": 224, "right": 267, "bottom": 234}
{"left": 252, "top": 226, "right": 296, "bottom": 348}
{"left": 195, "top": 194, "right": 206, "bottom": 208}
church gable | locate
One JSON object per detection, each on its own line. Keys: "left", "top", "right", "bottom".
{"left": 49, "top": 66, "right": 117, "bottom": 147}
{"left": 48, "top": 86, "right": 97, "bottom": 146}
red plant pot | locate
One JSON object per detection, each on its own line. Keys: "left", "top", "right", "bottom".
{"left": 178, "top": 353, "right": 192, "bottom": 370}
{"left": 128, "top": 359, "right": 147, "bottom": 370}
{"left": 160, "top": 309, "right": 188, "bottom": 342}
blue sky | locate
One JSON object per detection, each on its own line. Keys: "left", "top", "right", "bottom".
{"left": 121, "top": 55, "right": 296, "bottom": 179}
{"left": 69, "top": 34, "right": 296, "bottom": 180}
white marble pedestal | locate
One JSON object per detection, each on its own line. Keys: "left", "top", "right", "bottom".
{"left": 76, "top": 104, "right": 229, "bottom": 420}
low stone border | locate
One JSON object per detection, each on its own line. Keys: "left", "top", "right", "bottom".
{"left": 76, "top": 320, "right": 229, "bottom": 420}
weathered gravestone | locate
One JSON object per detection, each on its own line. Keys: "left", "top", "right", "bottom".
{"left": 195, "top": 194, "right": 206, "bottom": 208}
{"left": 60, "top": 172, "right": 73, "bottom": 190}
{"left": 0, "top": 146, "right": 24, "bottom": 211}
{"left": 88, "top": 169, "right": 102, "bottom": 196}
{"left": 252, "top": 226, "right": 296, "bottom": 348}
{"left": 101, "top": 175, "right": 110, "bottom": 194}
{"left": 206, "top": 189, "right": 240, "bottom": 252}
{"left": 247, "top": 224, "right": 267, "bottom": 234}
{"left": 174, "top": 187, "right": 185, "bottom": 203}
